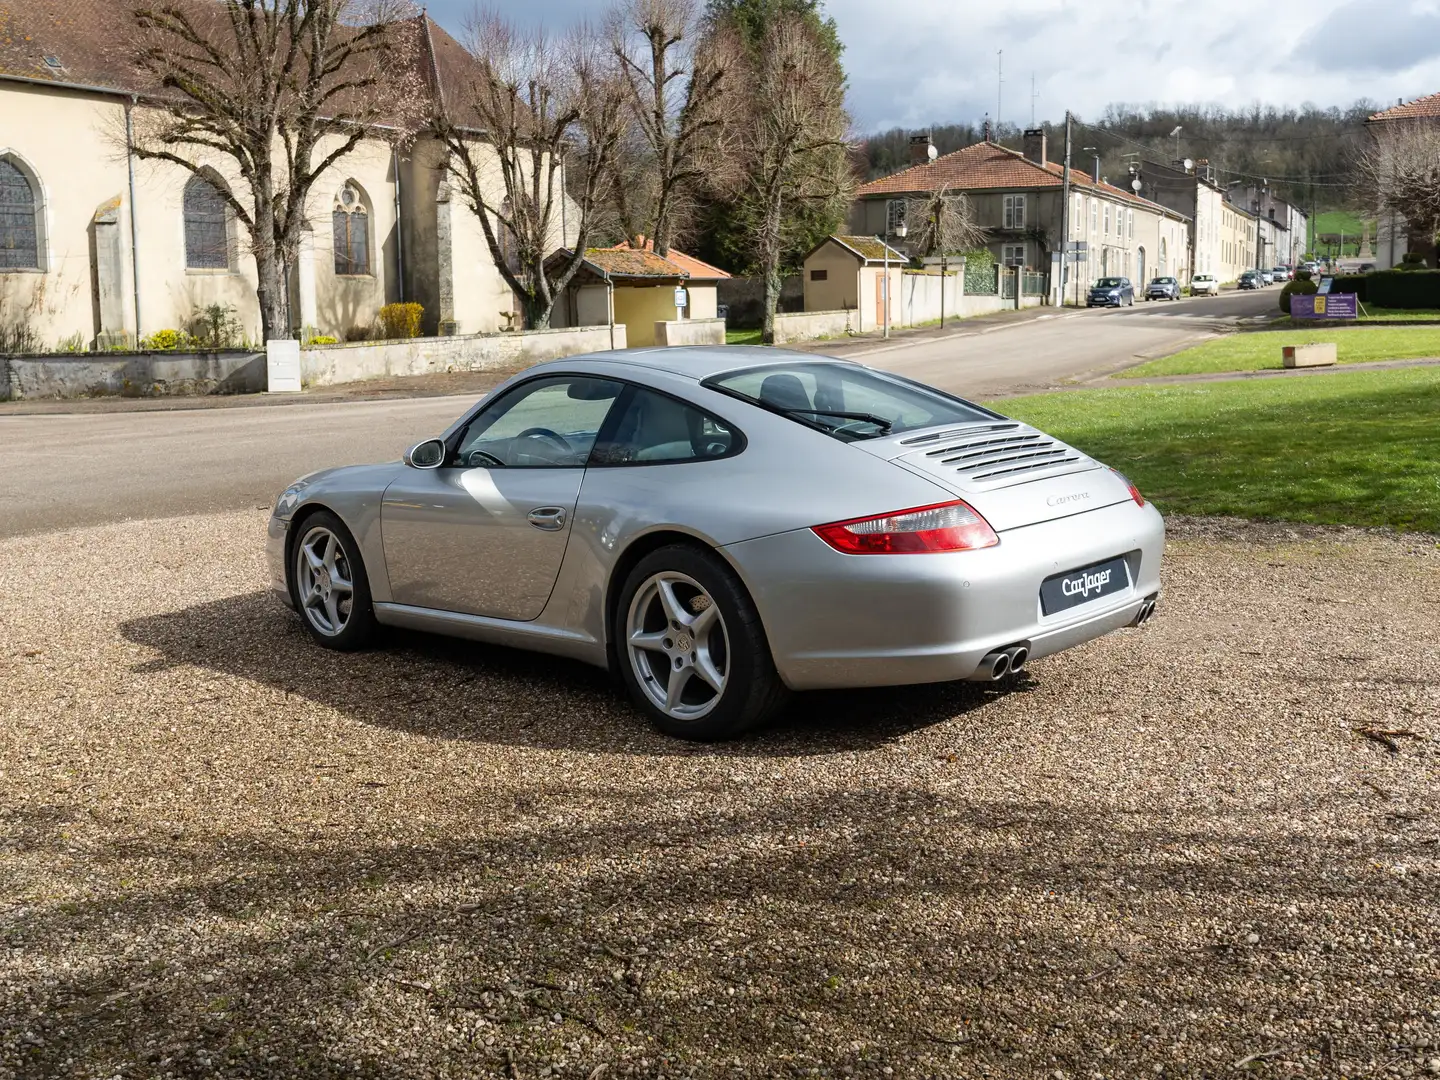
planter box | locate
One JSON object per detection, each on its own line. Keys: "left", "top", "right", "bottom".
{"left": 1283, "top": 343, "right": 1337, "bottom": 368}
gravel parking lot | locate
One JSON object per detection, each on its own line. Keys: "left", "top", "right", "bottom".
{"left": 1, "top": 511, "right": 1437, "bottom": 1079}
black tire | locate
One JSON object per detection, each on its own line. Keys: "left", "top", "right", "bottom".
{"left": 614, "top": 544, "right": 788, "bottom": 740}
{"left": 289, "top": 510, "right": 379, "bottom": 651}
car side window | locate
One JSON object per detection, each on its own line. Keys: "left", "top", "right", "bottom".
{"left": 454, "top": 376, "right": 624, "bottom": 468}
{"left": 589, "top": 387, "right": 741, "bottom": 466}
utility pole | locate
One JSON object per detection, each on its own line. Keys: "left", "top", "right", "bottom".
{"left": 1060, "top": 111, "right": 1072, "bottom": 308}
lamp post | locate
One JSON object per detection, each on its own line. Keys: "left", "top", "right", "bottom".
{"left": 878, "top": 200, "right": 907, "bottom": 339}
{"left": 1083, "top": 145, "right": 1099, "bottom": 183}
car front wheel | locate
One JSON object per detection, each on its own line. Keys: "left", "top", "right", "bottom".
{"left": 616, "top": 544, "right": 788, "bottom": 740}
{"left": 290, "top": 510, "right": 378, "bottom": 651}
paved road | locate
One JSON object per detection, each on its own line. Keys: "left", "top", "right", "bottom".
{"left": 858, "top": 288, "right": 1276, "bottom": 398}
{"left": 0, "top": 289, "right": 1278, "bottom": 538}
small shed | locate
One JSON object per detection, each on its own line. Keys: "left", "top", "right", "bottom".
{"left": 547, "top": 239, "right": 731, "bottom": 347}
{"left": 802, "top": 234, "right": 909, "bottom": 332}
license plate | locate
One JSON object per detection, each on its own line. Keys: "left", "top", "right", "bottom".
{"left": 1040, "top": 556, "right": 1129, "bottom": 615}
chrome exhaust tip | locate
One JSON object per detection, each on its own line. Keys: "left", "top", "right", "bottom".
{"left": 972, "top": 650, "right": 1011, "bottom": 682}
{"left": 1007, "top": 645, "right": 1029, "bottom": 673}
{"left": 1132, "top": 598, "right": 1157, "bottom": 627}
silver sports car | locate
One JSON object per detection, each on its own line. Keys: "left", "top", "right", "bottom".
{"left": 268, "top": 348, "right": 1164, "bottom": 740}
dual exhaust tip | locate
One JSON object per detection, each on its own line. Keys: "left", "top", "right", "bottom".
{"left": 1132, "top": 596, "right": 1159, "bottom": 627}
{"left": 973, "top": 643, "right": 1029, "bottom": 682}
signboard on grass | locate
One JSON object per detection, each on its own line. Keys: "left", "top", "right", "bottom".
{"left": 1290, "top": 293, "right": 1357, "bottom": 320}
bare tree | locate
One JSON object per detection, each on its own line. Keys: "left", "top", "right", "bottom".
{"left": 608, "top": 0, "right": 737, "bottom": 256}
{"left": 128, "top": 0, "right": 426, "bottom": 340}
{"left": 730, "top": 13, "right": 851, "bottom": 343}
{"left": 903, "top": 186, "right": 987, "bottom": 259}
{"left": 434, "top": 12, "right": 627, "bottom": 331}
{"left": 1356, "top": 121, "right": 1440, "bottom": 267}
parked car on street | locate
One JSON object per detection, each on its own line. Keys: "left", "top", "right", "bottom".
{"left": 1087, "top": 277, "right": 1134, "bottom": 307}
{"left": 1238, "top": 271, "right": 1261, "bottom": 290}
{"left": 1273, "top": 266, "right": 1293, "bottom": 281}
{"left": 1259, "top": 269, "right": 1275, "bottom": 285}
{"left": 267, "top": 349, "right": 1164, "bottom": 740}
{"left": 1145, "top": 277, "right": 1181, "bottom": 301}
{"left": 1190, "top": 273, "right": 1220, "bottom": 296}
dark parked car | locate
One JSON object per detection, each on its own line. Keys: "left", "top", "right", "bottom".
{"left": 1145, "top": 276, "right": 1181, "bottom": 301}
{"left": 1238, "top": 271, "right": 1261, "bottom": 290}
{"left": 1087, "top": 277, "right": 1134, "bottom": 307}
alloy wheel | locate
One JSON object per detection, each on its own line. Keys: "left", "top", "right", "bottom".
{"left": 295, "top": 525, "right": 355, "bottom": 637}
{"left": 626, "top": 571, "right": 730, "bottom": 721}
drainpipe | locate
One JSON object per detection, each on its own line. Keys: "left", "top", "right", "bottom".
{"left": 392, "top": 146, "right": 405, "bottom": 303}
{"left": 125, "top": 96, "right": 143, "bottom": 343}
{"left": 604, "top": 269, "right": 615, "bottom": 350}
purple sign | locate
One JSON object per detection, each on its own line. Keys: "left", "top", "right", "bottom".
{"left": 1291, "top": 293, "right": 1357, "bottom": 319}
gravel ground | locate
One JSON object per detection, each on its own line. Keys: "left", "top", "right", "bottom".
{"left": 1, "top": 512, "right": 1437, "bottom": 1079}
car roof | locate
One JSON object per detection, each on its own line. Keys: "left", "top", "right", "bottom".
{"left": 524, "top": 345, "right": 862, "bottom": 384}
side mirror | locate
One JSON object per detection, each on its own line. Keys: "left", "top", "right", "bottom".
{"left": 403, "top": 438, "right": 446, "bottom": 470}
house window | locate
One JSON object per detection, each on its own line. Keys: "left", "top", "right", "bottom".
{"left": 1128, "top": 209, "right": 1134, "bottom": 239}
{"left": 1103, "top": 204, "right": 1111, "bottom": 235}
{"left": 1089, "top": 199, "right": 1097, "bottom": 233}
{"left": 810, "top": 268, "right": 828, "bottom": 281}
{"left": 1003, "top": 194, "right": 1026, "bottom": 230}
{"left": 183, "top": 175, "right": 231, "bottom": 270}
{"left": 0, "top": 156, "right": 42, "bottom": 271}
{"left": 1002, "top": 243, "right": 1025, "bottom": 267}
{"left": 1072, "top": 193, "right": 1082, "bottom": 234}
{"left": 333, "top": 182, "right": 370, "bottom": 275}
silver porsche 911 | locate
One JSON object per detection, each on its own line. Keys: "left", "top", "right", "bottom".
{"left": 267, "top": 347, "right": 1164, "bottom": 740}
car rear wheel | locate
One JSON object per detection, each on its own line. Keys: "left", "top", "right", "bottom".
{"left": 616, "top": 544, "right": 788, "bottom": 740}
{"left": 290, "top": 511, "right": 378, "bottom": 651}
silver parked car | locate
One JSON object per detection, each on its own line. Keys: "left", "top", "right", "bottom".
{"left": 268, "top": 350, "right": 1164, "bottom": 740}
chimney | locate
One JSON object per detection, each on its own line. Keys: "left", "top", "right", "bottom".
{"left": 1022, "top": 127, "right": 1047, "bottom": 166}
{"left": 909, "top": 133, "right": 935, "bottom": 166}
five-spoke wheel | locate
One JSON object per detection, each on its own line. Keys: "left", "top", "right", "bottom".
{"left": 615, "top": 545, "right": 788, "bottom": 740}
{"left": 290, "top": 511, "right": 377, "bottom": 650}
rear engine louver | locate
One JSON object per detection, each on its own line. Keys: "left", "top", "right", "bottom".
{"left": 919, "top": 424, "right": 1081, "bottom": 483}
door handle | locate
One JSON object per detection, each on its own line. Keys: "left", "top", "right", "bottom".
{"left": 527, "top": 507, "right": 567, "bottom": 531}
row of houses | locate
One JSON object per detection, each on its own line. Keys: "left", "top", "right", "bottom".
{"left": 848, "top": 128, "right": 1314, "bottom": 290}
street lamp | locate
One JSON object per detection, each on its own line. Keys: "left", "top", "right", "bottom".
{"left": 879, "top": 200, "right": 907, "bottom": 339}
{"left": 1083, "top": 145, "right": 1099, "bottom": 182}
{"left": 1169, "top": 125, "right": 1182, "bottom": 162}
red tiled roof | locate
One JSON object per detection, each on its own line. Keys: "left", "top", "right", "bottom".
{"left": 612, "top": 238, "right": 731, "bottom": 280}
{"left": 856, "top": 140, "right": 1188, "bottom": 220}
{"left": 1368, "top": 91, "right": 1440, "bottom": 122}
{"left": 578, "top": 248, "right": 687, "bottom": 279}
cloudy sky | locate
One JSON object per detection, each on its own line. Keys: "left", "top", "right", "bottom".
{"left": 432, "top": 0, "right": 1440, "bottom": 132}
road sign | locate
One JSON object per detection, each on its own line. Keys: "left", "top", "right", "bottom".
{"left": 1066, "top": 241, "right": 1088, "bottom": 252}
{"left": 674, "top": 287, "right": 688, "bottom": 309}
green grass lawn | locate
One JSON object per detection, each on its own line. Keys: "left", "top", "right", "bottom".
{"left": 1359, "top": 307, "right": 1440, "bottom": 322}
{"left": 725, "top": 328, "right": 764, "bottom": 346}
{"left": 996, "top": 368, "right": 1440, "bottom": 532}
{"left": 1119, "top": 326, "right": 1440, "bottom": 378}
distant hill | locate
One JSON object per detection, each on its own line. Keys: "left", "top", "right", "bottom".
{"left": 858, "top": 101, "right": 1378, "bottom": 216}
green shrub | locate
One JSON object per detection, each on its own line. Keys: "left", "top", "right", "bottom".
{"left": 1330, "top": 270, "right": 1440, "bottom": 308}
{"left": 190, "top": 303, "right": 244, "bottom": 349}
{"left": 144, "top": 329, "right": 190, "bottom": 350}
{"left": 378, "top": 302, "right": 424, "bottom": 339}
{"left": 1279, "top": 276, "right": 1319, "bottom": 313}
{"left": 308, "top": 334, "right": 338, "bottom": 346}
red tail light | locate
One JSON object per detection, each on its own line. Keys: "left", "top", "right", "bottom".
{"left": 1111, "top": 468, "right": 1146, "bottom": 507}
{"left": 812, "top": 500, "right": 999, "bottom": 554}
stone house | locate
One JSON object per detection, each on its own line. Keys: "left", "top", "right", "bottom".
{"left": 800, "top": 235, "right": 908, "bottom": 331}
{"left": 1364, "top": 92, "right": 1440, "bottom": 268}
{"left": 0, "top": 0, "right": 568, "bottom": 350}
{"left": 851, "top": 131, "right": 1191, "bottom": 293}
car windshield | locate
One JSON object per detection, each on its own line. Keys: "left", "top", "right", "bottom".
{"left": 1151, "top": 278, "right": 1175, "bottom": 284}
{"left": 703, "top": 362, "right": 998, "bottom": 443}
{"left": 1095, "top": 278, "right": 1123, "bottom": 288}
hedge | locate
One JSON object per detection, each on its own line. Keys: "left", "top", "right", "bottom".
{"left": 1279, "top": 277, "right": 1318, "bottom": 313}
{"left": 1327, "top": 270, "right": 1440, "bottom": 308}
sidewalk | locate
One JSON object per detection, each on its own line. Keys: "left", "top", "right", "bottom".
{"left": 2, "top": 304, "right": 1075, "bottom": 416}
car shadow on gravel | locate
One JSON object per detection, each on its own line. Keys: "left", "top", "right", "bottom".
{"left": 119, "top": 591, "right": 1022, "bottom": 756}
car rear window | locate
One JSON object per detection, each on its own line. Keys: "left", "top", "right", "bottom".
{"left": 702, "top": 362, "right": 998, "bottom": 443}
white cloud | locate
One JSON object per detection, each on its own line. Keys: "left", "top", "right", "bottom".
{"left": 437, "top": 0, "right": 1440, "bottom": 131}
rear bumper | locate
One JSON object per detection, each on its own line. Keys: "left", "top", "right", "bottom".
{"left": 723, "top": 500, "right": 1165, "bottom": 691}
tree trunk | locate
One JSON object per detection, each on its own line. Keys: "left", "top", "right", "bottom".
{"left": 522, "top": 291, "right": 555, "bottom": 331}
{"left": 255, "top": 246, "right": 291, "bottom": 342}
{"left": 759, "top": 249, "right": 781, "bottom": 345}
